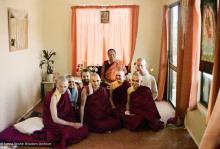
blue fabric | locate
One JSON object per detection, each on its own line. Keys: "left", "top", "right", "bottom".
{"left": 68, "top": 87, "right": 78, "bottom": 104}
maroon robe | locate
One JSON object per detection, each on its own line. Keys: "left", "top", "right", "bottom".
{"left": 84, "top": 86, "right": 121, "bottom": 132}
{"left": 35, "top": 89, "right": 89, "bottom": 149}
{"left": 124, "top": 86, "right": 164, "bottom": 131}
{"left": 112, "top": 81, "right": 130, "bottom": 116}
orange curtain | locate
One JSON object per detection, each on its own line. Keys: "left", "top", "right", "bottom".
{"left": 206, "top": 0, "right": 220, "bottom": 121}
{"left": 187, "top": 0, "right": 201, "bottom": 110}
{"left": 200, "top": 89, "right": 220, "bottom": 149}
{"left": 71, "top": 7, "right": 77, "bottom": 75}
{"left": 168, "top": 0, "right": 201, "bottom": 125}
{"left": 157, "top": 6, "right": 169, "bottom": 101}
{"left": 71, "top": 6, "right": 139, "bottom": 75}
{"left": 128, "top": 6, "right": 139, "bottom": 72}
{"left": 176, "top": 0, "right": 200, "bottom": 122}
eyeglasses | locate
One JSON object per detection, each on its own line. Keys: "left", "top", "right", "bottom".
{"left": 68, "top": 81, "right": 75, "bottom": 83}
{"left": 131, "top": 79, "right": 140, "bottom": 83}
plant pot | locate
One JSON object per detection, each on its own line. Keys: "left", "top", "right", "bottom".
{"left": 46, "top": 74, "right": 54, "bottom": 82}
{"left": 41, "top": 71, "right": 47, "bottom": 81}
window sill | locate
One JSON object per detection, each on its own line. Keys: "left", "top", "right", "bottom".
{"left": 197, "top": 102, "right": 208, "bottom": 117}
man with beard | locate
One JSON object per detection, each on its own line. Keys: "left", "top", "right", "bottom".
{"left": 74, "top": 69, "right": 92, "bottom": 122}
{"left": 80, "top": 73, "right": 121, "bottom": 132}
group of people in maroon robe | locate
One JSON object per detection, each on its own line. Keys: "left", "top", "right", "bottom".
{"left": 78, "top": 70, "right": 164, "bottom": 133}
{"left": 38, "top": 53, "right": 163, "bottom": 148}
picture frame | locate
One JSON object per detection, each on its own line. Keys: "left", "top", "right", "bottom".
{"left": 200, "top": 72, "right": 212, "bottom": 107}
{"left": 199, "top": 0, "right": 217, "bottom": 74}
{"left": 100, "top": 10, "right": 109, "bottom": 23}
{"left": 8, "top": 8, "right": 28, "bottom": 52}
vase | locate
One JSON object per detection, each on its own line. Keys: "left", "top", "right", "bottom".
{"left": 41, "top": 70, "right": 47, "bottom": 81}
{"left": 46, "top": 74, "right": 54, "bottom": 82}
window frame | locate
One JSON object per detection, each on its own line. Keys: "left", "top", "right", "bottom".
{"left": 167, "top": 2, "right": 180, "bottom": 108}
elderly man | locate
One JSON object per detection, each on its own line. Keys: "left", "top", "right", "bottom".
{"left": 80, "top": 73, "right": 121, "bottom": 132}
{"left": 124, "top": 72, "right": 164, "bottom": 131}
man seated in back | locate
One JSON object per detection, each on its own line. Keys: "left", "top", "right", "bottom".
{"left": 79, "top": 69, "right": 92, "bottom": 92}
{"left": 109, "top": 70, "right": 130, "bottom": 118}
{"left": 101, "top": 49, "right": 127, "bottom": 86}
{"left": 80, "top": 73, "right": 121, "bottom": 133}
{"left": 67, "top": 75, "right": 78, "bottom": 108}
{"left": 124, "top": 72, "right": 164, "bottom": 131}
{"left": 135, "top": 58, "right": 158, "bottom": 100}
{"left": 80, "top": 69, "right": 91, "bottom": 88}
{"left": 42, "top": 76, "right": 88, "bottom": 149}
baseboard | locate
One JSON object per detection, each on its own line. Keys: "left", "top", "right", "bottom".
{"left": 16, "top": 99, "right": 42, "bottom": 123}
{"left": 185, "top": 125, "right": 199, "bottom": 147}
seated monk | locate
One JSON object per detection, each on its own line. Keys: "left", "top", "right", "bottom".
{"left": 80, "top": 73, "right": 121, "bottom": 132}
{"left": 101, "top": 49, "right": 127, "bottom": 85}
{"left": 109, "top": 70, "right": 130, "bottom": 117}
{"left": 124, "top": 72, "right": 164, "bottom": 131}
{"left": 42, "top": 76, "right": 89, "bottom": 149}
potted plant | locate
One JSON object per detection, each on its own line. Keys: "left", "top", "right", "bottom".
{"left": 39, "top": 49, "right": 56, "bottom": 82}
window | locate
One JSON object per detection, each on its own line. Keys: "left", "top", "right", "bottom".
{"left": 167, "top": 3, "right": 180, "bottom": 107}
{"left": 71, "top": 6, "right": 138, "bottom": 75}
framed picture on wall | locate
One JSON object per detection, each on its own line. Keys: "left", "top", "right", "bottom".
{"left": 199, "top": 0, "right": 217, "bottom": 74}
{"left": 100, "top": 10, "right": 110, "bottom": 23}
{"left": 8, "top": 8, "right": 28, "bottom": 52}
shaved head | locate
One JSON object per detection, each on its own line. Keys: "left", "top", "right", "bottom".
{"left": 56, "top": 76, "right": 68, "bottom": 94}
{"left": 90, "top": 73, "right": 101, "bottom": 91}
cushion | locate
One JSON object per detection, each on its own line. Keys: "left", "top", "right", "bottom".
{"left": 14, "top": 117, "right": 44, "bottom": 135}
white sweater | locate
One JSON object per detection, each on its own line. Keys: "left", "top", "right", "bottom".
{"left": 141, "top": 72, "right": 158, "bottom": 100}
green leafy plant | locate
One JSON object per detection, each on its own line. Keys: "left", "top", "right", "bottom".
{"left": 39, "top": 49, "right": 56, "bottom": 74}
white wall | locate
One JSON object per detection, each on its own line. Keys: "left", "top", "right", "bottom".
{"left": 185, "top": 104, "right": 207, "bottom": 146}
{"left": 42, "top": 0, "right": 164, "bottom": 79}
{"left": 185, "top": 72, "right": 207, "bottom": 145}
{"left": 0, "top": 0, "right": 44, "bottom": 131}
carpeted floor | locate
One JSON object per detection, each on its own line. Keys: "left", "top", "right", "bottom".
{"left": 19, "top": 101, "right": 198, "bottom": 149}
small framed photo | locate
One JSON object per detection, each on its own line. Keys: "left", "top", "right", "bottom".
{"left": 8, "top": 8, "right": 28, "bottom": 52}
{"left": 100, "top": 10, "right": 109, "bottom": 23}
{"left": 200, "top": 72, "right": 212, "bottom": 107}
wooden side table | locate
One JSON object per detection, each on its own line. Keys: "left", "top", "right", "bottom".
{"left": 41, "top": 81, "right": 55, "bottom": 100}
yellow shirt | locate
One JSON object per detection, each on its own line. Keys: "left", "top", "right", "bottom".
{"left": 110, "top": 81, "right": 121, "bottom": 90}
{"left": 53, "top": 89, "right": 62, "bottom": 100}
